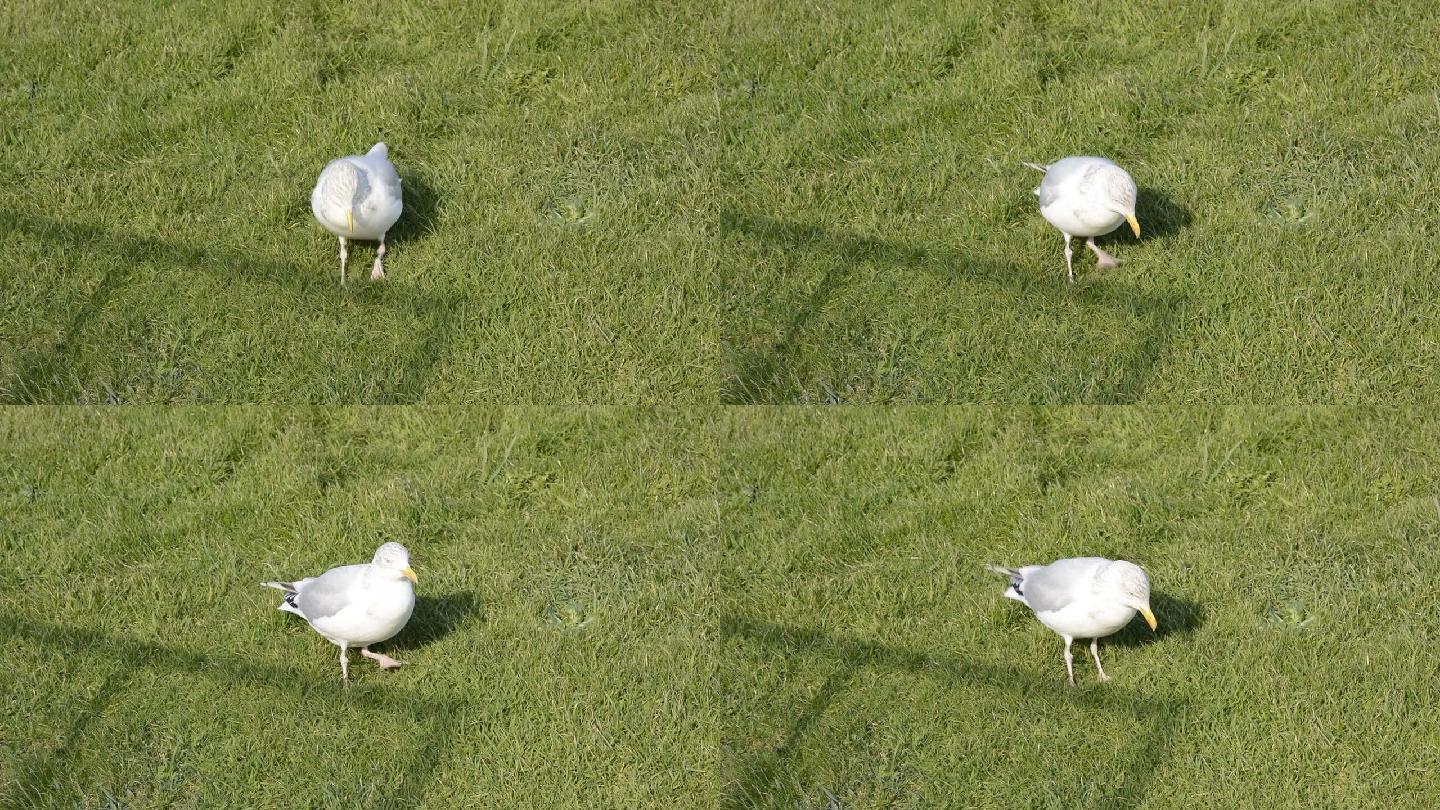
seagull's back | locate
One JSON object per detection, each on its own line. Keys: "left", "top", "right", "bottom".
{"left": 1015, "top": 557, "right": 1136, "bottom": 639}
{"left": 356, "top": 142, "right": 400, "bottom": 183}
{"left": 1014, "top": 557, "right": 1110, "bottom": 612}
{"left": 1033, "top": 156, "right": 1116, "bottom": 203}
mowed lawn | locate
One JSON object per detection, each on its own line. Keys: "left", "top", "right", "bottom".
{"left": 718, "top": 408, "right": 1440, "bottom": 807}
{"left": 719, "top": 1, "right": 1440, "bottom": 403}
{"left": 0, "top": 409, "right": 718, "bottom": 806}
{"left": 1, "top": 0, "right": 717, "bottom": 403}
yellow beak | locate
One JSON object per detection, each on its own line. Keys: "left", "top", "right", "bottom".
{"left": 1126, "top": 214, "right": 1141, "bottom": 238}
{"left": 345, "top": 208, "right": 355, "bottom": 235}
{"left": 1140, "top": 606, "right": 1157, "bottom": 631}
{"left": 402, "top": 567, "right": 418, "bottom": 584}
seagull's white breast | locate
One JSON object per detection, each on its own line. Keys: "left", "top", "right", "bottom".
{"left": 1035, "top": 600, "right": 1135, "bottom": 640}
{"left": 1039, "top": 203, "right": 1126, "bottom": 238}
{"left": 308, "top": 579, "right": 415, "bottom": 647}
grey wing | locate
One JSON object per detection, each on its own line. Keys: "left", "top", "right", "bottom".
{"left": 1035, "top": 173, "right": 1063, "bottom": 207}
{"left": 1019, "top": 558, "right": 1107, "bottom": 612}
{"left": 373, "top": 166, "right": 402, "bottom": 197}
{"left": 361, "top": 155, "right": 403, "bottom": 196}
{"left": 294, "top": 564, "right": 365, "bottom": 621}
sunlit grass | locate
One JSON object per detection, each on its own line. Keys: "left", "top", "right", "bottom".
{"left": 1, "top": 0, "right": 719, "bottom": 403}
{"left": 719, "top": 0, "right": 1440, "bottom": 403}
{"left": 0, "top": 408, "right": 719, "bottom": 806}
{"left": 719, "top": 407, "right": 1440, "bottom": 806}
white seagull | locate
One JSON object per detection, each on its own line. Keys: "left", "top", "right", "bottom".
{"left": 264, "top": 542, "right": 418, "bottom": 681}
{"left": 987, "top": 557, "right": 1157, "bottom": 685}
{"left": 311, "top": 142, "right": 404, "bottom": 285}
{"left": 1024, "top": 156, "right": 1140, "bottom": 282}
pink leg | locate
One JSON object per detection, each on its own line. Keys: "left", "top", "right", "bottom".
{"left": 361, "top": 646, "right": 404, "bottom": 669}
{"left": 338, "top": 237, "right": 349, "bottom": 286}
{"left": 371, "top": 234, "right": 387, "bottom": 281}
{"left": 1090, "top": 638, "right": 1110, "bottom": 682}
{"left": 1063, "top": 234, "right": 1075, "bottom": 283}
{"left": 1086, "top": 237, "right": 1120, "bottom": 269}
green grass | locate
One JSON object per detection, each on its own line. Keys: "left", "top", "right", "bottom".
{"left": 9, "top": 1, "right": 1436, "bottom": 405}
{"left": 719, "top": 0, "right": 1440, "bottom": 403}
{"left": 0, "top": 409, "right": 718, "bottom": 806}
{"left": 719, "top": 408, "right": 1440, "bottom": 807}
{"left": 6, "top": 1, "right": 1440, "bottom": 806}
{"left": 1, "top": 0, "right": 718, "bottom": 403}
{"left": 5, "top": 408, "right": 1439, "bottom": 807}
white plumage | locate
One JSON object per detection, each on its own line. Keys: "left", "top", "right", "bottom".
{"left": 311, "top": 142, "right": 404, "bottom": 285}
{"left": 1024, "top": 156, "right": 1141, "bottom": 282}
{"left": 263, "top": 542, "right": 417, "bottom": 681}
{"left": 988, "top": 557, "right": 1157, "bottom": 685}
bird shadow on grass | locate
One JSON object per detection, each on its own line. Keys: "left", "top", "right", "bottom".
{"left": 389, "top": 169, "right": 442, "bottom": 244}
{"left": 0, "top": 616, "right": 465, "bottom": 808}
{"left": 393, "top": 591, "right": 484, "bottom": 653}
{"left": 720, "top": 614, "right": 1185, "bottom": 809}
{"left": 1111, "top": 591, "right": 1207, "bottom": 648}
{"left": 720, "top": 211, "right": 1185, "bottom": 404}
{"left": 1137, "top": 187, "right": 1194, "bottom": 241}
{"left": 1108, "top": 187, "right": 1194, "bottom": 245}
{"left": 0, "top": 213, "right": 459, "bottom": 403}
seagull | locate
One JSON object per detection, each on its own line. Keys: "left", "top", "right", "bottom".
{"left": 987, "top": 557, "right": 1157, "bottom": 685}
{"left": 311, "top": 142, "right": 404, "bottom": 285}
{"left": 263, "top": 542, "right": 417, "bottom": 681}
{"left": 1024, "top": 156, "right": 1140, "bottom": 283}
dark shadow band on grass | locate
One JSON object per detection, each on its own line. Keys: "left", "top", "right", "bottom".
{"left": 0, "top": 213, "right": 460, "bottom": 404}
{"left": 720, "top": 211, "right": 1185, "bottom": 405}
{"left": 720, "top": 614, "right": 1185, "bottom": 809}
{"left": 6, "top": 665, "right": 138, "bottom": 808}
{"left": 0, "top": 616, "right": 465, "bottom": 807}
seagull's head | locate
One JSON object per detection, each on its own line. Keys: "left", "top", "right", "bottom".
{"left": 372, "top": 541, "right": 418, "bottom": 584}
{"left": 1101, "top": 166, "right": 1141, "bottom": 238}
{"left": 317, "top": 160, "right": 363, "bottom": 235}
{"left": 1105, "top": 560, "right": 1156, "bottom": 630}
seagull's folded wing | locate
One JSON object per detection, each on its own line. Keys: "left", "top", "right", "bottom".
{"left": 1035, "top": 175, "right": 1064, "bottom": 208}
{"left": 1020, "top": 557, "right": 1108, "bottom": 612}
{"left": 295, "top": 564, "right": 367, "bottom": 621}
